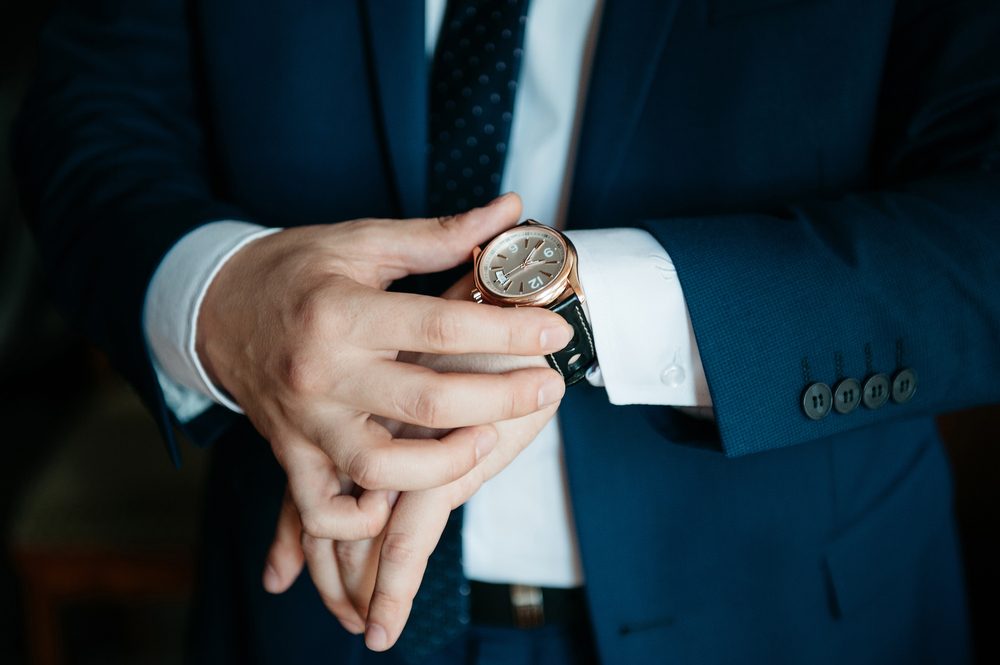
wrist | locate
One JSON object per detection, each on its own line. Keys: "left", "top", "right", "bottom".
{"left": 195, "top": 227, "right": 281, "bottom": 399}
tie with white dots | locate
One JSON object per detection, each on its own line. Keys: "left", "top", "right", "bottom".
{"left": 427, "top": 0, "right": 531, "bottom": 216}
{"left": 396, "top": 1, "right": 531, "bottom": 662}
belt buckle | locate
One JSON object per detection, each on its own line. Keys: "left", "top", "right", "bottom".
{"left": 509, "top": 584, "right": 544, "bottom": 629}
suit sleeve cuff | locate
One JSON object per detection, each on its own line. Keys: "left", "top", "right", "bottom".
{"left": 143, "top": 220, "right": 282, "bottom": 419}
{"left": 565, "top": 228, "right": 712, "bottom": 407}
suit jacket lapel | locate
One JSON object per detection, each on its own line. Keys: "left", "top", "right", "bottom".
{"left": 360, "top": 0, "right": 427, "bottom": 218}
{"left": 568, "top": 0, "right": 681, "bottom": 228}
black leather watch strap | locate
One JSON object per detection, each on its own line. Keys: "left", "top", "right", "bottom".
{"left": 545, "top": 293, "right": 596, "bottom": 385}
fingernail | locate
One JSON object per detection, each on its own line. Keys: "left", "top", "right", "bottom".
{"left": 366, "top": 623, "right": 388, "bottom": 651}
{"left": 263, "top": 563, "right": 281, "bottom": 594}
{"left": 538, "top": 378, "right": 565, "bottom": 408}
{"left": 540, "top": 324, "right": 574, "bottom": 351}
{"left": 386, "top": 490, "right": 400, "bottom": 507}
{"left": 488, "top": 192, "right": 509, "bottom": 207}
{"left": 474, "top": 428, "right": 498, "bottom": 461}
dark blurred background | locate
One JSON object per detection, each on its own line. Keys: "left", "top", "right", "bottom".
{"left": 3, "top": 3, "right": 208, "bottom": 664}
{"left": 1, "top": 3, "right": 997, "bottom": 665}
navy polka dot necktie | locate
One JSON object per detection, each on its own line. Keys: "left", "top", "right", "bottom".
{"left": 396, "top": 1, "right": 531, "bottom": 662}
{"left": 427, "top": 0, "right": 531, "bottom": 217}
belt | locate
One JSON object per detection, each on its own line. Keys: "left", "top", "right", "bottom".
{"left": 468, "top": 581, "right": 589, "bottom": 629}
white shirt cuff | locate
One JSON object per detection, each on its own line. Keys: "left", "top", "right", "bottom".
{"left": 565, "top": 228, "right": 712, "bottom": 407}
{"left": 143, "top": 220, "right": 282, "bottom": 420}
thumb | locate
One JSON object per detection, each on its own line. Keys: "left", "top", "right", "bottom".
{"left": 382, "top": 192, "right": 523, "bottom": 278}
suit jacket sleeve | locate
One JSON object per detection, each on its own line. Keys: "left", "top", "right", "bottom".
{"left": 644, "top": 0, "right": 1000, "bottom": 457}
{"left": 13, "top": 0, "right": 248, "bottom": 462}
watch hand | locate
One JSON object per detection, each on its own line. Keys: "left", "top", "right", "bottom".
{"left": 502, "top": 260, "right": 530, "bottom": 279}
{"left": 525, "top": 240, "right": 544, "bottom": 264}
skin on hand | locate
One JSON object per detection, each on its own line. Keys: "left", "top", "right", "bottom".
{"left": 196, "top": 193, "right": 572, "bottom": 627}
{"left": 263, "top": 272, "right": 563, "bottom": 649}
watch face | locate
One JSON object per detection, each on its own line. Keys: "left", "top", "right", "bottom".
{"left": 478, "top": 225, "right": 568, "bottom": 299}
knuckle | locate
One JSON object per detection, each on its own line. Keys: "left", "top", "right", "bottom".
{"left": 370, "top": 587, "right": 405, "bottom": 616}
{"left": 504, "top": 317, "right": 518, "bottom": 354}
{"left": 291, "top": 287, "right": 331, "bottom": 335}
{"left": 380, "top": 532, "right": 420, "bottom": 566}
{"left": 503, "top": 381, "right": 522, "bottom": 419}
{"left": 420, "top": 310, "right": 461, "bottom": 350}
{"left": 337, "top": 547, "right": 363, "bottom": 579}
{"left": 278, "top": 350, "right": 323, "bottom": 395}
{"left": 362, "top": 508, "right": 389, "bottom": 539}
{"left": 334, "top": 542, "right": 363, "bottom": 573}
{"left": 485, "top": 308, "right": 519, "bottom": 354}
{"left": 490, "top": 307, "right": 524, "bottom": 353}
{"left": 410, "top": 384, "right": 446, "bottom": 427}
{"left": 299, "top": 512, "right": 327, "bottom": 539}
{"left": 348, "top": 451, "right": 385, "bottom": 489}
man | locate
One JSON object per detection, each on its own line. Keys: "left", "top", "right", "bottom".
{"left": 13, "top": 0, "right": 1000, "bottom": 663}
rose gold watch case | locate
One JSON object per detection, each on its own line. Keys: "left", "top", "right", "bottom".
{"left": 471, "top": 220, "right": 585, "bottom": 308}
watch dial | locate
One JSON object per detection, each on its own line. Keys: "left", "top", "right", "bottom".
{"left": 479, "top": 228, "right": 566, "bottom": 297}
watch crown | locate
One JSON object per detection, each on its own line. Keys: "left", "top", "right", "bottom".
{"left": 471, "top": 289, "right": 484, "bottom": 304}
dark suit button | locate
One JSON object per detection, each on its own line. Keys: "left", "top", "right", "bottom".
{"left": 802, "top": 382, "right": 833, "bottom": 420}
{"left": 891, "top": 368, "right": 918, "bottom": 403}
{"left": 862, "top": 374, "right": 890, "bottom": 409}
{"left": 833, "top": 378, "right": 862, "bottom": 414}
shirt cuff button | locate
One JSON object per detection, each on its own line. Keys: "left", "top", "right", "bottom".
{"left": 661, "top": 364, "right": 686, "bottom": 387}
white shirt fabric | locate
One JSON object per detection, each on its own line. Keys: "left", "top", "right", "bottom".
{"left": 144, "top": 0, "right": 710, "bottom": 589}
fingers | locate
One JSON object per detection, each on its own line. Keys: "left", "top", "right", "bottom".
{"left": 282, "top": 442, "right": 394, "bottom": 540}
{"left": 363, "top": 290, "right": 572, "bottom": 355}
{"left": 378, "top": 193, "right": 524, "bottom": 277}
{"left": 302, "top": 534, "right": 367, "bottom": 634}
{"left": 364, "top": 489, "right": 455, "bottom": 652}
{"left": 326, "top": 423, "right": 500, "bottom": 491}
{"left": 263, "top": 491, "right": 306, "bottom": 594}
{"left": 351, "top": 361, "right": 565, "bottom": 429}
{"left": 335, "top": 530, "right": 386, "bottom": 619}
{"left": 261, "top": 491, "right": 378, "bottom": 634}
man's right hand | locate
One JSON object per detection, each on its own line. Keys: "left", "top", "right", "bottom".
{"left": 197, "top": 193, "right": 572, "bottom": 543}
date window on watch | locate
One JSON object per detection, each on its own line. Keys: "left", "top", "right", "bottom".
{"left": 495, "top": 270, "right": 510, "bottom": 286}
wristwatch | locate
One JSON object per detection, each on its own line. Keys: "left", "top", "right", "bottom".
{"left": 471, "top": 220, "right": 597, "bottom": 385}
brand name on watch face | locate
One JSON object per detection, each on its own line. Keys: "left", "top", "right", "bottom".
{"left": 479, "top": 229, "right": 567, "bottom": 297}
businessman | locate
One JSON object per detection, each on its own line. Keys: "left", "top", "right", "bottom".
{"left": 14, "top": 0, "right": 1000, "bottom": 664}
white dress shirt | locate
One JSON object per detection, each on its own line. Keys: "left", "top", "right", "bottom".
{"left": 144, "top": 0, "right": 710, "bottom": 588}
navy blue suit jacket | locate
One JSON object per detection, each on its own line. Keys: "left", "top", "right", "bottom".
{"left": 14, "top": 1, "right": 1000, "bottom": 663}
